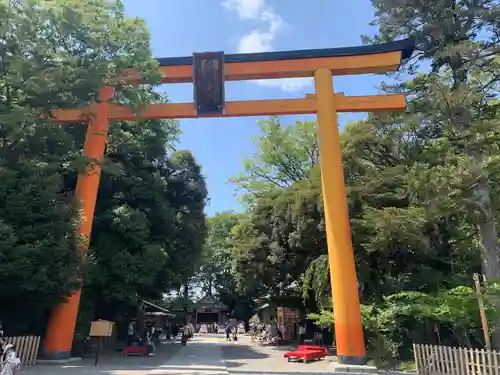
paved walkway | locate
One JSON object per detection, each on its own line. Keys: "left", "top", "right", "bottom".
{"left": 139, "top": 335, "right": 229, "bottom": 375}
{"left": 24, "top": 335, "right": 337, "bottom": 375}
{"left": 220, "top": 335, "right": 333, "bottom": 374}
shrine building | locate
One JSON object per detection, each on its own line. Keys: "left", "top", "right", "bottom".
{"left": 192, "top": 294, "right": 227, "bottom": 326}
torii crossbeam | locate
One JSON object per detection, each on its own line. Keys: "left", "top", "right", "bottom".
{"left": 42, "top": 39, "right": 414, "bottom": 364}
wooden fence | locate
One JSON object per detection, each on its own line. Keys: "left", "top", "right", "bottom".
{"left": 414, "top": 344, "right": 500, "bottom": 375}
{"left": 3, "top": 336, "right": 41, "bottom": 367}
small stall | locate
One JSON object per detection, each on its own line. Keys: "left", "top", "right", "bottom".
{"left": 136, "top": 300, "right": 176, "bottom": 338}
{"left": 277, "top": 307, "right": 300, "bottom": 341}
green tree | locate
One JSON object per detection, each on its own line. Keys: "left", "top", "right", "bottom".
{"left": 230, "top": 117, "right": 318, "bottom": 201}
{"left": 226, "top": 0, "right": 500, "bottom": 357}
{"left": 230, "top": 114, "right": 485, "bottom": 357}
{"left": 196, "top": 212, "right": 241, "bottom": 294}
{"left": 0, "top": 0, "right": 159, "bottom": 334}
{"left": 195, "top": 211, "right": 256, "bottom": 321}
{"left": 82, "top": 119, "right": 208, "bottom": 320}
{"left": 366, "top": 0, "right": 500, "bottom": 346}
{"left": 0, "top": 0, "right": 207, "bottom": 335}
{"left": 340, "top": 118, "right": 480, "bottom": 299}
{"left": 308, "top": 286, "right": 500, "bottom": 365}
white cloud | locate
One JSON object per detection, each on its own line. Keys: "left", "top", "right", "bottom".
{"left": 255, "top": 78, "right": 313, "bottom": 93}
{"left": 222, "top": 0, "right": 311, "bottom": 92}
{"left": 237, "top": 10, "right": 283, "bottom": 54}
{"left": 222, "top": 0, "right": 266, "bottom": 20}
{"left": 238, "top": 30, "right": 274, "bottom": 54}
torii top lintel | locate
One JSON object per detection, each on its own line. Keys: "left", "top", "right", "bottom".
{"left": 127, "top": 39, "right": 414, "bottom": 84}
{"left": 49, "top": 39, "right": 415, "bottom": 123}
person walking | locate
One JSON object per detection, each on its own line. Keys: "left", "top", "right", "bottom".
{"left": 1, "top": 343, "right": 21, "bottom": 375}
{"left": 127, "top": 320, "right": 136, "bottom": 345}
{"left": 181, "top": 324, "right": 190, "bottom": 346}
{"left": 299, "top": 323, "right": 306, "bottom": 345}
{"left": 165, "top": 323, "right": 171, "bottom": 342}
{"left": 171, "top": 324, "right": 179, "bottom": 344}
{"left": 145, "top": 328, "right": 155, "bottom": 355}
{"left": 232, "top": 324, "right": 238, "bottom": 341}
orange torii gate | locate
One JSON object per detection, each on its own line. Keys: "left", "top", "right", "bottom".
{"left": 43, "top": 39, "right": 414, "bottom": 364}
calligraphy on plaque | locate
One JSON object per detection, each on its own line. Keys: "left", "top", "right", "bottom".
{"left": 193, "top": 52, "right": 225, "bottom": 116}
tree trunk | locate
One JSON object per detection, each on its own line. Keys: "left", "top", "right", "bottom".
{"left": 474, "top": 180, "right": 500, "bottom": 348}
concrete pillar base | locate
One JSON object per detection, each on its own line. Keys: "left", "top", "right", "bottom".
{"left": 37, "top": 357, "right": 82, "bottom": 365}
{"left": 331, "top": 363, "right": 378, "bottom": 374}
{"left": 337, "top": 355, "right": 368, "bottom": 365}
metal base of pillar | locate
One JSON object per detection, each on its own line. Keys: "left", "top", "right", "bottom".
{"left": 331, "top": 362, "right": 378, "bottom": 374}
{"left": 337, "top": 355, "right": 368, "bottom": 366}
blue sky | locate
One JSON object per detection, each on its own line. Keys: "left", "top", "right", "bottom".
{"left": 123, "top": 0, "right": 384, "bottom": 216}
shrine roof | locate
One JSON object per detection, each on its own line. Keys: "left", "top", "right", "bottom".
{"left": 193, "top": 294, "right": 227, "bottom": 310}
{"left": 156, "top": 38, "right": 414, "bottom": 67}
{"left": 140, "top": 299, "right": 175, "bottom": 317}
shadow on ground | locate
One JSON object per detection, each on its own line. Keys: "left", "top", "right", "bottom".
{"left": 126, "top": 364, "right": 333, "bottom": 375}
{"left": 24, "top": 341, "right": 181, "bottom": 374}
{"left": 24, "top": 336, "right": 340, "bottom": 375}
{"left": 221, "top": 342, "right": 269, "bottom": 363}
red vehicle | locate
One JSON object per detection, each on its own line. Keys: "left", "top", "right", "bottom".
{"left": 122, "top": 343, "right": 149, "bottom": 356}
{"left": 284, "top": 345, "right": 328, "bottom": 363}
{"left": 122, "top": 334, "right": 154, "bottom": 356}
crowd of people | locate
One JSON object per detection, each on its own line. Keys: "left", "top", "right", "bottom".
{"left": 126, "top": 320, "right": 195, "bottom": 352}
{"left": 249, "top": 321, "right": 317, "bottom": 346}
{"left": 197, "top": 322, "right": 243, "bottom": 341}
{"left": 124, "top": 315, "right": 326, "bottom": 352}
{"left": 250, "top": 322, "right": 282, "bottom": 344}
{"left": 124, "top": 318, "right": 323, "bottom": 352}
{"left": 198, "top": 323, "right": 220, "bottom": 334}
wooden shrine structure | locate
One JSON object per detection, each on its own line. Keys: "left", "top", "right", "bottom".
{"left": 277, "top": 307, "right": 300, "bottom": 341}
{"left": 42, "top": 39, "right": 414, "bottom": 365}
{"left": 192, "top": 294, "right": 227, "bottom": 326}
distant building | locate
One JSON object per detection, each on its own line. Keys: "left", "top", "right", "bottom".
{"left": 192, "top": 293, "right": 228, "bottom": 325}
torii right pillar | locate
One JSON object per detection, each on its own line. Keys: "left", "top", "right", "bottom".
{"left": 314, "top": 68, "right": 366, "bottom": 365}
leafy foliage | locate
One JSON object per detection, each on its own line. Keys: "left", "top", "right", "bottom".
{"left": 194, "top": 211, "right": 255, "bottom": 321}
{"left": 0, "top": 0, "right": 207, "bottom": 335}
{"left": 308, "top": 286, "right": 500, "bottom": 365}
{"left": 230, "top": 118, "right": 318, "bottom": 202}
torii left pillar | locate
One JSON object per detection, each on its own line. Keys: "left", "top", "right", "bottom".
{"left": 43, "top": 87, "right": 115, "bottom": 360}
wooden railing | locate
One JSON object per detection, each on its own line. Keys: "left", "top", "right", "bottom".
{"left": 3, "top": 336, "right": 41, "bottom": 367}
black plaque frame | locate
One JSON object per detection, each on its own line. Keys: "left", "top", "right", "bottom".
{"left": 193, "top": 52, "right": 225, "bottom": 116}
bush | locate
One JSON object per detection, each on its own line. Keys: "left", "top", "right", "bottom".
{"left": 307, "top": 286, "right": 499, "bottom": 367}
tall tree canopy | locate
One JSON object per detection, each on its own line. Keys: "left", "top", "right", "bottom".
{"left": 0, "top": 0, "right": 207, "bottom": 335}
{"left": 230, "top": 117, "right": 318, "bottom": 200}
{"left": 366, "top": 0, "right": 500, "bottom": 345}
{"left": 228, "top": 112, "right": 492, "bottom": 361}
{"left": 194, "top": 211, "right": 256, "bottom": 321}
